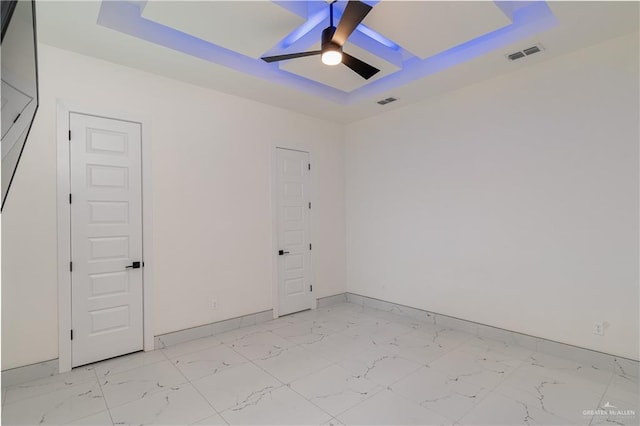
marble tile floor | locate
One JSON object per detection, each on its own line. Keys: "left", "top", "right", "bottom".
{"left": 2, "top": 302, "right": 638, "bottom": 425}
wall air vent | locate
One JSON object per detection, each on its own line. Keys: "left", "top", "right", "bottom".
{"left": 507, "top": 44, "right": 544, "bottom": 61}
{"left": 377, "top": 97, "right": 398, "bottom": 105}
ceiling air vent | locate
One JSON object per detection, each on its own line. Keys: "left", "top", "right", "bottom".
{"left": 523, "top": 46, "right": 541, "bottom": 55}
{"left": 507, "top": 44, "right": 544, "bottom": 61}
{"left": 377, "top": 97, "right": 397, "bottom": 105}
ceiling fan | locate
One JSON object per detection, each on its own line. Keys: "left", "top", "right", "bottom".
{"left": 261, "top": 0, "right": 380, "bottom": 80}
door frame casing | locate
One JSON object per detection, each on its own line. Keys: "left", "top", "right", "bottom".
{"left": 56, "top": 100, "right": 154, "bottom": 373}
{"left": 271, "top": 146, "right": 316, "bottom": 319}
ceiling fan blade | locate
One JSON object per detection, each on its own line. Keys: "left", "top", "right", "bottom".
{"left": 332, "top": 0, "right": 372, "bottom": 46}
{"left": 342, "top": 52, "right": 380, "bottom": 80}
{"left": 261, "top": 50, "right": 321, "bottom": 63}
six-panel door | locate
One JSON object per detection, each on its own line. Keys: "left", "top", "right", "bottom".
{"left": 276, "top": 148, "right": 312, "bottom": 316}
{"left": 70, "top": 113, "right": 143, "bottom": 367}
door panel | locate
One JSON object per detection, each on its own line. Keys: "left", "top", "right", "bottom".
{"left": 276, "top": 148, "right": 312, "bottom": 316}
{"left": 70, "top": 113, "right": 143, "bottom": 367}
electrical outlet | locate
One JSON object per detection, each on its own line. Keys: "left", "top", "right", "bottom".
{"left": 593, "top": 321, "right": 604, "bottom": 336}
{"left": 211, "top": 298, "right": 218, "bottom": 310}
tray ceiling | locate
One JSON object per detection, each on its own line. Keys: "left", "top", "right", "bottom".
{"left": 96, "top": 0, "right": 557, "bottom": 103}
{"left": 36, "top": 1, "right": 640, "bottom": 122}
{"left": 365, "top": 1, "right": 512, "bottom": 59}
{"left": 141, "top": 2, "right": 306, "bottom": 59}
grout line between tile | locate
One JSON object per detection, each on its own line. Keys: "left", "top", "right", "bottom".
{"left": 161, "top": 336, "right": 225, "bottom": 360}
{"left": 4, "top": 302, "right": 630, "bottom": 426}
{"left": 1, "top": 367, "right": 100, "bottom": 408}
{"left": 589, "top": 369, "right": 617, "bottom": 426}
{"left": 222, "top": 320, "right": 341, "bottom": 423}
{"left": 89, "top": 367, "right": 115, "bottom": 426}
{"left": 216, "top": 341, "right": 287, "bottom": 423}
{"left": 95, "top": 351, "right": 167, "bottom": 381}
{"left": 162, "top": 344, "right": 233, "bottom": 425}
{"left": 321, "top": 381, "right": 388, "bottom": 421}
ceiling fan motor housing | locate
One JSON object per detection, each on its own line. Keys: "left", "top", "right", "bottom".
{"left": 321, "top": 26, "right": 342, "bottom": 54}
{"left": 260, "top": 1, "right": 379, "bottom": 79}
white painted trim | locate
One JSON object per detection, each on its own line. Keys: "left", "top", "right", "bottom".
{"left": 56, "top": 100, "right": 154, "bottom": 373}
{"left": 155, "top": 309, "right": 274, "bottom": 349}
{"left": 56, "top": 102, "right": 72, "bottom": 373}
{"left": 270, "top": 148, "right": 279, "bottom": 320}
{"left": 306, "top": 149, "right": 316, "bottom": 311}
{"left": 9, "top": 293, "right": 637, "bottom": 385}
{"left": 271, "top": 146, "right": 316, "bottom": 319}
{"left": 140, "top": 114, "right": 155, "bottom": 353}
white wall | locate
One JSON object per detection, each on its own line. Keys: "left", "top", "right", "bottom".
{"left": 4, "top": 33, "right": 638, "bottom": 371}
{"left": 345, "top": 33, "right": 639, "bottom": 360}
{"left": 1, "top": 44, "right": 346, "bottom": 370}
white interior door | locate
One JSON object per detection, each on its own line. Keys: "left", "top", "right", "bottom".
{"left": 70, "top": 113, "right": 143, "bottom": 367}
{"left": 276, "top": 148, "right": 313, "bottom": 316}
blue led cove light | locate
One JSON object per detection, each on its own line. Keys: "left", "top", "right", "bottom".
{"left": 97, "top": 1, "right": 557, "bottom": 105}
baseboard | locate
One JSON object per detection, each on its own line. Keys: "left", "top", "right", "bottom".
{"left": 154, "top": 309, "right": 274, "bottom": 349}
{"left": 5, "top": 294, "right": 636, "bottom": 388}
{"left": 316, "top": 293, "right": 348, "bottom": 308}
{"left": 1, "top": 359, "right": 59, "bottom": 388}
{"left": 145, "top": 296, "right": 351, "bottom": 350}
{"left": 345, "top": 292, "right": 639, "bottom": 377}
{"left": 2, "top": 309, "right": 275, "bottom": 388}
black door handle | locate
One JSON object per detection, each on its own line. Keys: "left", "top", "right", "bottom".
{"left": 126, "top": 261, "right": 141, "bottom": 269}
{"left": 278, "top": 250, "right": 290, "bottom": 256}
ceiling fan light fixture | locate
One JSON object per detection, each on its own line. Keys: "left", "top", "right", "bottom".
{"left": 321, "top": 43, "right": 342, "bottom": 66}
{"left": 260, "top": 1, "right": 379, "bottom": 79}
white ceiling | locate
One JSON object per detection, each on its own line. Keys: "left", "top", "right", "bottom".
{"left": 36, "top": 1, "right": 638, "bottom": 123}
{"left": 141, "top": 1, "right": 305, "bottom": 58}
{"left": 365, "top": 1, "right": 511, "bottom": 59}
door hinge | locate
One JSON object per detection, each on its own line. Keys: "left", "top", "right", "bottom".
{"left": 310, "top": 285, "right": 313, "bottom": 292}
{"left": 69, "top": 193, "right": 72, "bottom": 204}
{"left": 308, "top": 163, "right": 311, "bottom": 171}
{"left": 68, "top": 130, "right": 71, "bottom": 141}
{"left": 70, "top": 261, "right": 73, "bottom": 272}
{"left": 308, "top": 202, "right": 311, "bottom": 209}
{"left": 309, "top": 243, "right": 312, "bottom": 250}
{"left": 70, "top": 329, "right": 73, "bottom": 340}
